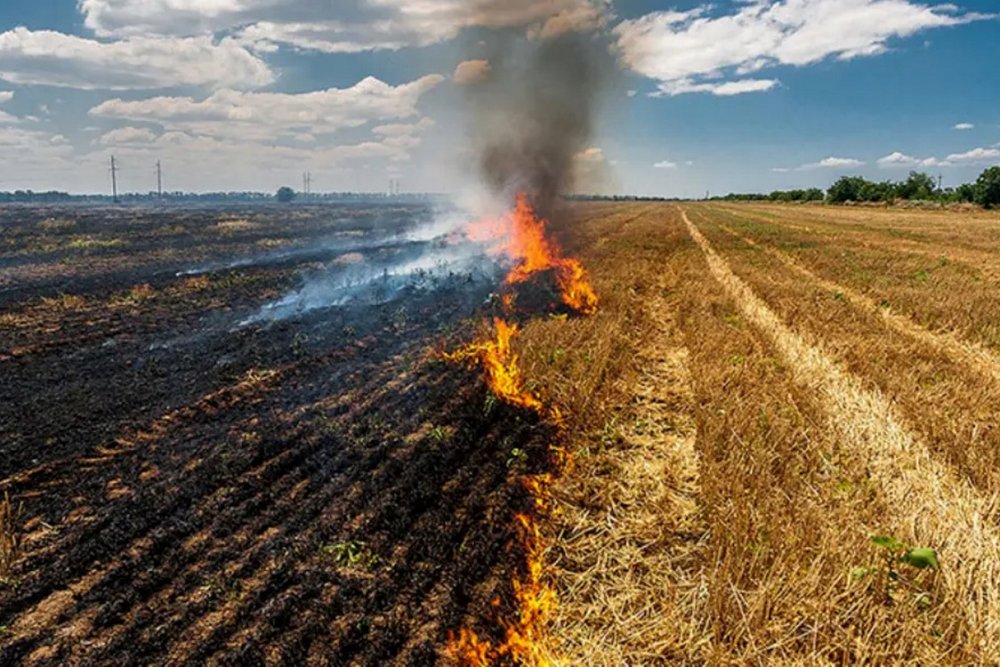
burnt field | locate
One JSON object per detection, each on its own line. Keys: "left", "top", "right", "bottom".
{"left": 7, "top": 200, "right": 998, "bottom": 665}
{"left": 0, "top": 203, "right": 568, "bottom": 665}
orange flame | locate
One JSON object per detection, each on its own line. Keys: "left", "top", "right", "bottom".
{"left": 443, "top": 318, "right": 544, "bottom": 414}
{"left": 448, "top": 507, "right": 559, "bottom": 667}
{"left": 470, "top": 194, "right": 598, "bottom": 316}
{"left": 445, "top": 192, "right": 597, "bottom": 666}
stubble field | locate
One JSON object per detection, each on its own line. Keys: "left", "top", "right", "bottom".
{"left": 1, "top": 200, "right": 998, "bottom": 665}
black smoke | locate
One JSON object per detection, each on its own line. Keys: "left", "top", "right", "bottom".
{"left": 463, "top": 31, "right": 610, "bottom": 220}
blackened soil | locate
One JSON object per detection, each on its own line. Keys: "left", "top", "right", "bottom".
{"left": 0, "top": 204, "right": 553, "bottom": 666}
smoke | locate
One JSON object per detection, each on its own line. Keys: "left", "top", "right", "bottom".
{"left": 462, "top": 27, "right": 610, "bottom": 219}
{"left": 219, "top": 7, "right": 615, "bottom": 325}
{"left": 237, "top": 202, "right": 507, "bottom": 324}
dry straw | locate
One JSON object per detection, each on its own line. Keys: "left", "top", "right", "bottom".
{"left": 682, "top": 208, "right": 1000, "bottom": 659}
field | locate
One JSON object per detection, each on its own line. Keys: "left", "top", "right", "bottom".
{"left": 1, "top": 201, "right": 999, "bottom": 664}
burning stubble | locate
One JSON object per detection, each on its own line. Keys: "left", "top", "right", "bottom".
{"left": 444, "top": 26, "right": 611, "bottom": 661}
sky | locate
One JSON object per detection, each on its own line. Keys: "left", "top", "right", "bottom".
{"left": 0, "top": 0, "right": 997, "bottom": 197}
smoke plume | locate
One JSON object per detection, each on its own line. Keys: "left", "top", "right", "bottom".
{"left": 463, "top": 27, "right": 609, "bottom": 219}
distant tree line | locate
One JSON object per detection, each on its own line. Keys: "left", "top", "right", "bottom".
{"left": 714, "top": 188, "right": 824, "bottom": 203}
{"left": 711, "top": 166, "right": 1000, "bottom": 208}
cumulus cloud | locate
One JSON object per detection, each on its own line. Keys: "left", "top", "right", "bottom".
{"left": 85, "top": 130, "right": 409, "bottom": 189}
{"left": 946, "top": 147, "right": 1000, "bottom": 163}
{"left": 653, "top": 78, "right": 779, "bottom": 97}
{"left": 453, "top": 60, "right": 492, "bottom": 86}
{"left": 81, "top": 0, "right": 610, "bottom": 52}
{"left": 0, "top": 126, "right": 74, "bottom": 186}
{"left": 98, "top": 126, "right": 157, "bottom": 145}
{"left": 815, "top": 157, "right": 865, "bottom": 168}
{"left": 776, "top": 156, "right": 865, "bottom": 171}
{"left": 372, "top": 117, "right": 436, "bottom": 151}
{"left": 653, "top": 159, "right": 678, "bottom": 169}
{"left": 0, "top": 27, "right": 273, "bottom": 90}
{"left": 614, "top": 1, "right": 992, "bottom": 96}
{"left": 0, "top": 90, "right": 13, "bottom": 103}
{"left": 877, "top": 151, "right": 949, "bottom": 168}
{"left": 89, "top": 75, "right": 444, "bottom": 143}
{"left": 953, "top": 122, "right": 975, "bottom": 130}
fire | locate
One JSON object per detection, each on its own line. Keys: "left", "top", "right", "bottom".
{"left": 470, "top": 193, "right": 598, "bottom": 316}
{"left": 444, "top": 192, "right": 598, "bottom": 666}
{"left": 443, "top": 318, "right": 544, "bottom": 414}
{"left": 448, "top": 508, "right": 559, "bottom": 667}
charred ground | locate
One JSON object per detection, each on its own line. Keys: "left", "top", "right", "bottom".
{"left": 0, "top": 203, "right": 566, "bottom": 665}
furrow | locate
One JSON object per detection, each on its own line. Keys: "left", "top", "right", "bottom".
{"left": 682, "top": 207, "right": 1000, "bottom": 659}
{"left": 715, "top": 221, "right": 1000, "bottom": 385}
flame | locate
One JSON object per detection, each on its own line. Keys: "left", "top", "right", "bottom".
{"left": 443, "top": 318, "right": 544, "bottom": 414}
{"left": 448, "top": 507, "right": 559, "bottom": 667}
{"left": 444, "top": 192, "right": 597, "bottom": 666}
{"left": 470, "top": 194, "right": 598, "bottom": 316}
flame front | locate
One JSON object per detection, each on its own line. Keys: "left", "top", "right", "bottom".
{"left": 448, "top": 503, "right": 558, "bottom": 667}
{"left": 470, "top": 193, "right": 598, "bottom": 316}
{"left": 444, "top": 194, "right": 597, "bottom": 666}
{"left": 443, "top": 318, "right": 544, "bottom": 414}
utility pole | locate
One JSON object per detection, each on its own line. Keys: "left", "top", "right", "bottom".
{"left": 156, "top": 160, "right": 163, "bottom": 200}
{"left": 110, "top": 156, "right": 120, "bottom": 204}
{"left": 302, "top": 172, "right": 312, "bottom": 199}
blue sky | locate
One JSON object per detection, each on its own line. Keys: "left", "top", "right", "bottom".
{"left": 0, "top": 0, "right": 997, "bottom": 196}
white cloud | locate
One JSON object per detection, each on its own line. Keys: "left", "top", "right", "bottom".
{"left": 92, "top": 131, "right": 407, "bottom": 181}
{"left": 946, "top": 147, "right": 1000, "bottom": 163}
{"left": 953, "top": 122, "right": 975, "bottom": 130}
{"left": 776, "top": 156, "right": 865, "bottom": 171}
{"left": 0, "top": 110, "right": 19, "bottom": 124}
{"left": 453, "top": 60, "right": 491, "bottom": 86}
{"left": 89, "top": 75, "right": 444, "bottom": 143}
{"left": 876, "top": 151, "right": 949, "bottom": 168}
{"left": 0, "top": 27, "right": 273, "bottom": 90}
{"left": 815, "top": 157, "right": 865, "bottom": 168}
{"left": 372, "top": 117, "right": 436, "bottom": 150}
{"left": 653, "top": 78, "right": 779, "bottom": 97}
{"left": 0, "top": 91, "right": 13, "bottom": 103}
{"left": 653, "top": 159, "right": 678, "bottom": 169}
{"left": 614, "top": 1, "right": 991, "bottom": 96}
{"left": 81, "top": 0, "right": 609, "bottom": 52}
{"left": 98, "top": 126, "right": 157, "bottom": 145}
{"left": 372, "top": 117, "right": 435, "bottom": 137}
{"left": 85, "top": 75, "right": 444, "bottom": 180}
{"left": 0, "top": 126, "right": 75, "bottom": 186}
